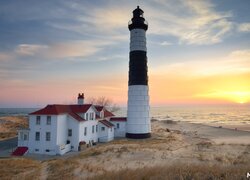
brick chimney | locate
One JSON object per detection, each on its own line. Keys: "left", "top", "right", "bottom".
{"left": 77, "top": 93, "right": 84, "bottom": 105}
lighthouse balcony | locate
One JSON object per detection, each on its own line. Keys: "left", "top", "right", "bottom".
{"left": 128, "top": 20, "right": 148, "bottom": 31}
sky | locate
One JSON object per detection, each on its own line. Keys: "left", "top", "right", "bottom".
{"left": 0, "top": 0, "right": 250, "bottom": 108}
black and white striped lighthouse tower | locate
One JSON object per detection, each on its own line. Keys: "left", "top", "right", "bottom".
{"left": 126, "top": 6, "right": 151, "bottom": 139}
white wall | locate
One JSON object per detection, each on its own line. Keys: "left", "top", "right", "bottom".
{"left": 98, "top": 123, "right": 114, "bottom": 142}
{"left": 112, "top": 121, "right": 126, "bottom": 137}
{"left": 67, "top": 115, "right": 80, "bottom": 151}
{"left": 79, "top": 121, "right": 98, "bottom": 145}
{"left": 28, "top": 115, "right": 58, "bottom": 155}
{"left": 18, "top": 130, "right": 29, "bottom": 147}
{"left": 56, "top": 114, "right": 68, "bottom": 146}
{"left": 79, "top": 107, "right": 98, "bottom": 145}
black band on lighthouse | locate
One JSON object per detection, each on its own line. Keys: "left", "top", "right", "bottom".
{"left": 126, "top": 133, "right": 151, "bottom": 139}
{"left": 129, "top": 51, "right": 148, "bottom": 86}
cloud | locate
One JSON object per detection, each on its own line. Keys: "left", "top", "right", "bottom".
{"left": 238, "top": 23, "right": 250, "bottom": 32}
{"left": 15, "top": 44, "right": 48, "bottom": 56}
{"left": 0, "top": 0, "right": 235, "bottom": 46}
{"left": 46, "top": 41, "right": 104, "bottom": 59}
{"left": 4, "top": 39, "right": 116, "bottom": 61}
{"left": 146, "top": 0, "right": 233, "bottom": 45}
{"left": 160, "top": 41, "right": 172, "bottom": 46}
{"left": 229, "top": 49, "right": 250, "bottom": 60}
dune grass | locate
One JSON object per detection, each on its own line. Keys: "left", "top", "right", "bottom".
{"left": 0, "top": 158, "right": 40, "bottom": 180}
{"left": 47, "top": 159, "right": 79, "bottom": 180}
{"left": 88, "top": 164, "right": 250, "bottom": 180}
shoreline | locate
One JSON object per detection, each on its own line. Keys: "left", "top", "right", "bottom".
{"left": 156, "top": 119, "right": 250, "bottom": 132}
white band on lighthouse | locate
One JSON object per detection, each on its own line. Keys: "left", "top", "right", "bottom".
{"left": 127, "top": 85, "right": 150, "bottom": 134}
{"left": 130, "top": 29, "right": 147, "bottom": 52}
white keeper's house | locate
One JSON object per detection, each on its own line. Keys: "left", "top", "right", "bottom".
{"left": 15, "top": 93, "right": 127, "bottom": 156}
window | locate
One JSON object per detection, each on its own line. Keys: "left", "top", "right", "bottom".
{"left": 35, "top": 149, "right": 39, "bottom": 152}
{"left": 36, "top": 116, "right": 40, "bottom": 125}
{"left": 117, "top": 123, "right": 120, "bottom": 129}
{"left": 96, "top": 125, "right": 98, "bottom": 132}
{"left": 84, "top": 127, "right": 87, "bottom": 136}
{"left": 47, "top": 116, "right": 51, "bottom": 125}
{"left": 68, "top": 129, "right": 72, "bottom": 137}
{"left": 86, "top": 113, "right": 88, "bottom": 120}
{"left": 101, "top": 127, "right": 105, "bottom": 131}
{"left": 92, "top": 126, "right": 94, "bottom": 133}
{"left": 46, "top": 132, "right": 51, "bottom": 141}
{"left": 111, "top": 127, "right": 112, "bottom": 132}
{"left": 35, "top": 132, "right": 40, "bottom": 141}
{"left": 24, "top": 134, "right": 28, "bottom": 141}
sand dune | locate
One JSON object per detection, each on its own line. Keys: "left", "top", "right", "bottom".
{"left": 0, "top": 116, "right": 28, "bottom": 140}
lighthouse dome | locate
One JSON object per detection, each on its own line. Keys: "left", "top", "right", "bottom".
{"left": 128, "top": 6, "right": 148, "bottom": 31}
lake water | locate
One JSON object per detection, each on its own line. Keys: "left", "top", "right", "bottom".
{"left": 1, "top": 105, "right": 249, "bottom": 125}
{"left": 116, "top": 105, "right": 250, "bottom": 126}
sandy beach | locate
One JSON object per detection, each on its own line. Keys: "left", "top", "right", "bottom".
{"left": 0, "top": 116, "right": 250, "bottom": 179}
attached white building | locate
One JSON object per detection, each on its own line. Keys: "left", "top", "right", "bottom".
{"left": 16, "top": 94, "right": 127, "bottom": 156}
{"left": 98, "top": 120, "right": 114, "bottom": 142}
{"left": 110, "top": 117, "right": 127, "bottom": 137}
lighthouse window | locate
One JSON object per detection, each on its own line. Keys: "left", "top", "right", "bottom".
{"left": 117, "top": 123, "right": 120, "bottom": 129}
{"left": 36, "top": 116, "right": 41, "bottom": 125}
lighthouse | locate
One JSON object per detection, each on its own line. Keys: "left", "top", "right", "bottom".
{"left": 126, "top": 6, "right": 151, "bottom": 139}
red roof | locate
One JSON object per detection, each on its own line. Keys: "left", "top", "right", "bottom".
{"left": 30, "top": 104, "right": 114, "bottom": 122}
{"left": 68, "top": 112, "right": 85, "bottom": 122}
{"left": 30, "top": 104, "right": 92, "bottom": 115}
{"left": 110, "top": 117, "right": 127, "bottom": 122}
{"left": 30, "top": 104, "right": 93, "bottom": 122}
{"left": 99, "top": 120, "right": 114, "bottom": 128}
{"left": 104, "top": 110, "right": 115, "bottom": 118}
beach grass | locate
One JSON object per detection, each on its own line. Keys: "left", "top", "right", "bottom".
{"left": 0, "top": 158, "right": 41, "bottom": 180}
{"left": 88, "top": 164, "right": 250, "bottom": 180}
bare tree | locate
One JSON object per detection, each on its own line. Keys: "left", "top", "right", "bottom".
{"left": 87, "top": 96, "right": 120, "bottom": 113}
